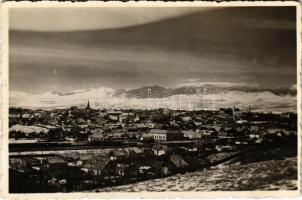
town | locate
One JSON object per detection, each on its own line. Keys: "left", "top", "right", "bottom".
{"left": 9, "top": 101, "right": 297, "bottom": 193}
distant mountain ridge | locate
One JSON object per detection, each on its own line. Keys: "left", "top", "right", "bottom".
{"left": 123, "top": 85, "right": 297, "bottom": 98}
{"left": 10, "top": 84, "right": 297, "bottom": 113}
{"left": 11, "top": 84, "right": 297, "bottom": 100}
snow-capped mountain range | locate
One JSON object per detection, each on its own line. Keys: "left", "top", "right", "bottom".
{"left": 10, "top": 85, "right": 297, "bottom": 113}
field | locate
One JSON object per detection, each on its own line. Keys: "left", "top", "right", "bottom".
{"left": 94, "top": 157, "right": 297, "bottom": 192}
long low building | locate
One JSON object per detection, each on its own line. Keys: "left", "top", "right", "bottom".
{"left": 149, "top": 129, "right": 183, "bottom": 141}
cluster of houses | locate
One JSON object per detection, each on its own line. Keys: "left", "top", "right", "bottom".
{"left": 10, "top": 142, "right": 213, "bottom": 193}
{"left": 9, "top": 102, "right": 297, "bottom": 146}
{"left": 8, "top": 103, "right": 297, "bottom": 192}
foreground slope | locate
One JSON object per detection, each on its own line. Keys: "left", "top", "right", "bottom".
{"left": 94, "top": 158, "right": 297, "bottom": 192}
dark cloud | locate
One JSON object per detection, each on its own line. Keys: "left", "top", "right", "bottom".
{"left": 9, "top": 7, "right": 297, "bottom": 93}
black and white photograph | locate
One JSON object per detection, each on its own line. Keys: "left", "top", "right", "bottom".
{"left": 2, "top": 2, "right": 300, "bottom": 195}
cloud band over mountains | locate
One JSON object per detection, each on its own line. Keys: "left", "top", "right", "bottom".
{"left": 9, "top": 7, "right": 297, "bottom": 93}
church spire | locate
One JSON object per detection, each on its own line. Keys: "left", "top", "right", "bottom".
{"left": 86, "top": 100, "right": 91, "bottom": 110}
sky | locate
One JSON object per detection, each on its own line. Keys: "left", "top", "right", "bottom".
{"left": 10, "top": 7, "right": 209, "bottom": 31}
{"left": 9, "top": 6, "right": 297, "bottom": 93}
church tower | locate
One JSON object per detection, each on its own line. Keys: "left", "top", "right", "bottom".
{"left": 86, "top": 100, "right": 91, "bottom": 110}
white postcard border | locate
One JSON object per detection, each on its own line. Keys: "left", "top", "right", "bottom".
{"left": 1, "top": 1, "right": 301, "bottom": 198}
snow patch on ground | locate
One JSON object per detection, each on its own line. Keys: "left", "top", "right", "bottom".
{"left": 9, "top": 124, "right": 49, "bottom": 134}
{"left": 93, "top": 158, "right": 297, "bottom": 192}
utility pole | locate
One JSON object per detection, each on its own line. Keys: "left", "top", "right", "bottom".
{"left": 212, "top": 97, "right": 215, "bottom": 110}
{"left": 179, "top": 95, "right": 182, "bottom": 110}
{"left": 147, "top": 88, "right": 151, "bottom": 110}
{"left": 172, "top": 96, "right": 175, "bottom": 110}
{"left": 196, "top": 89, "right": 200, "bottom": 110}
{"left": 99, "top": 88, "right": 103, "bottom": 109}
{"left": 202, "top": 88, "right": 207, "bottom": 110}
